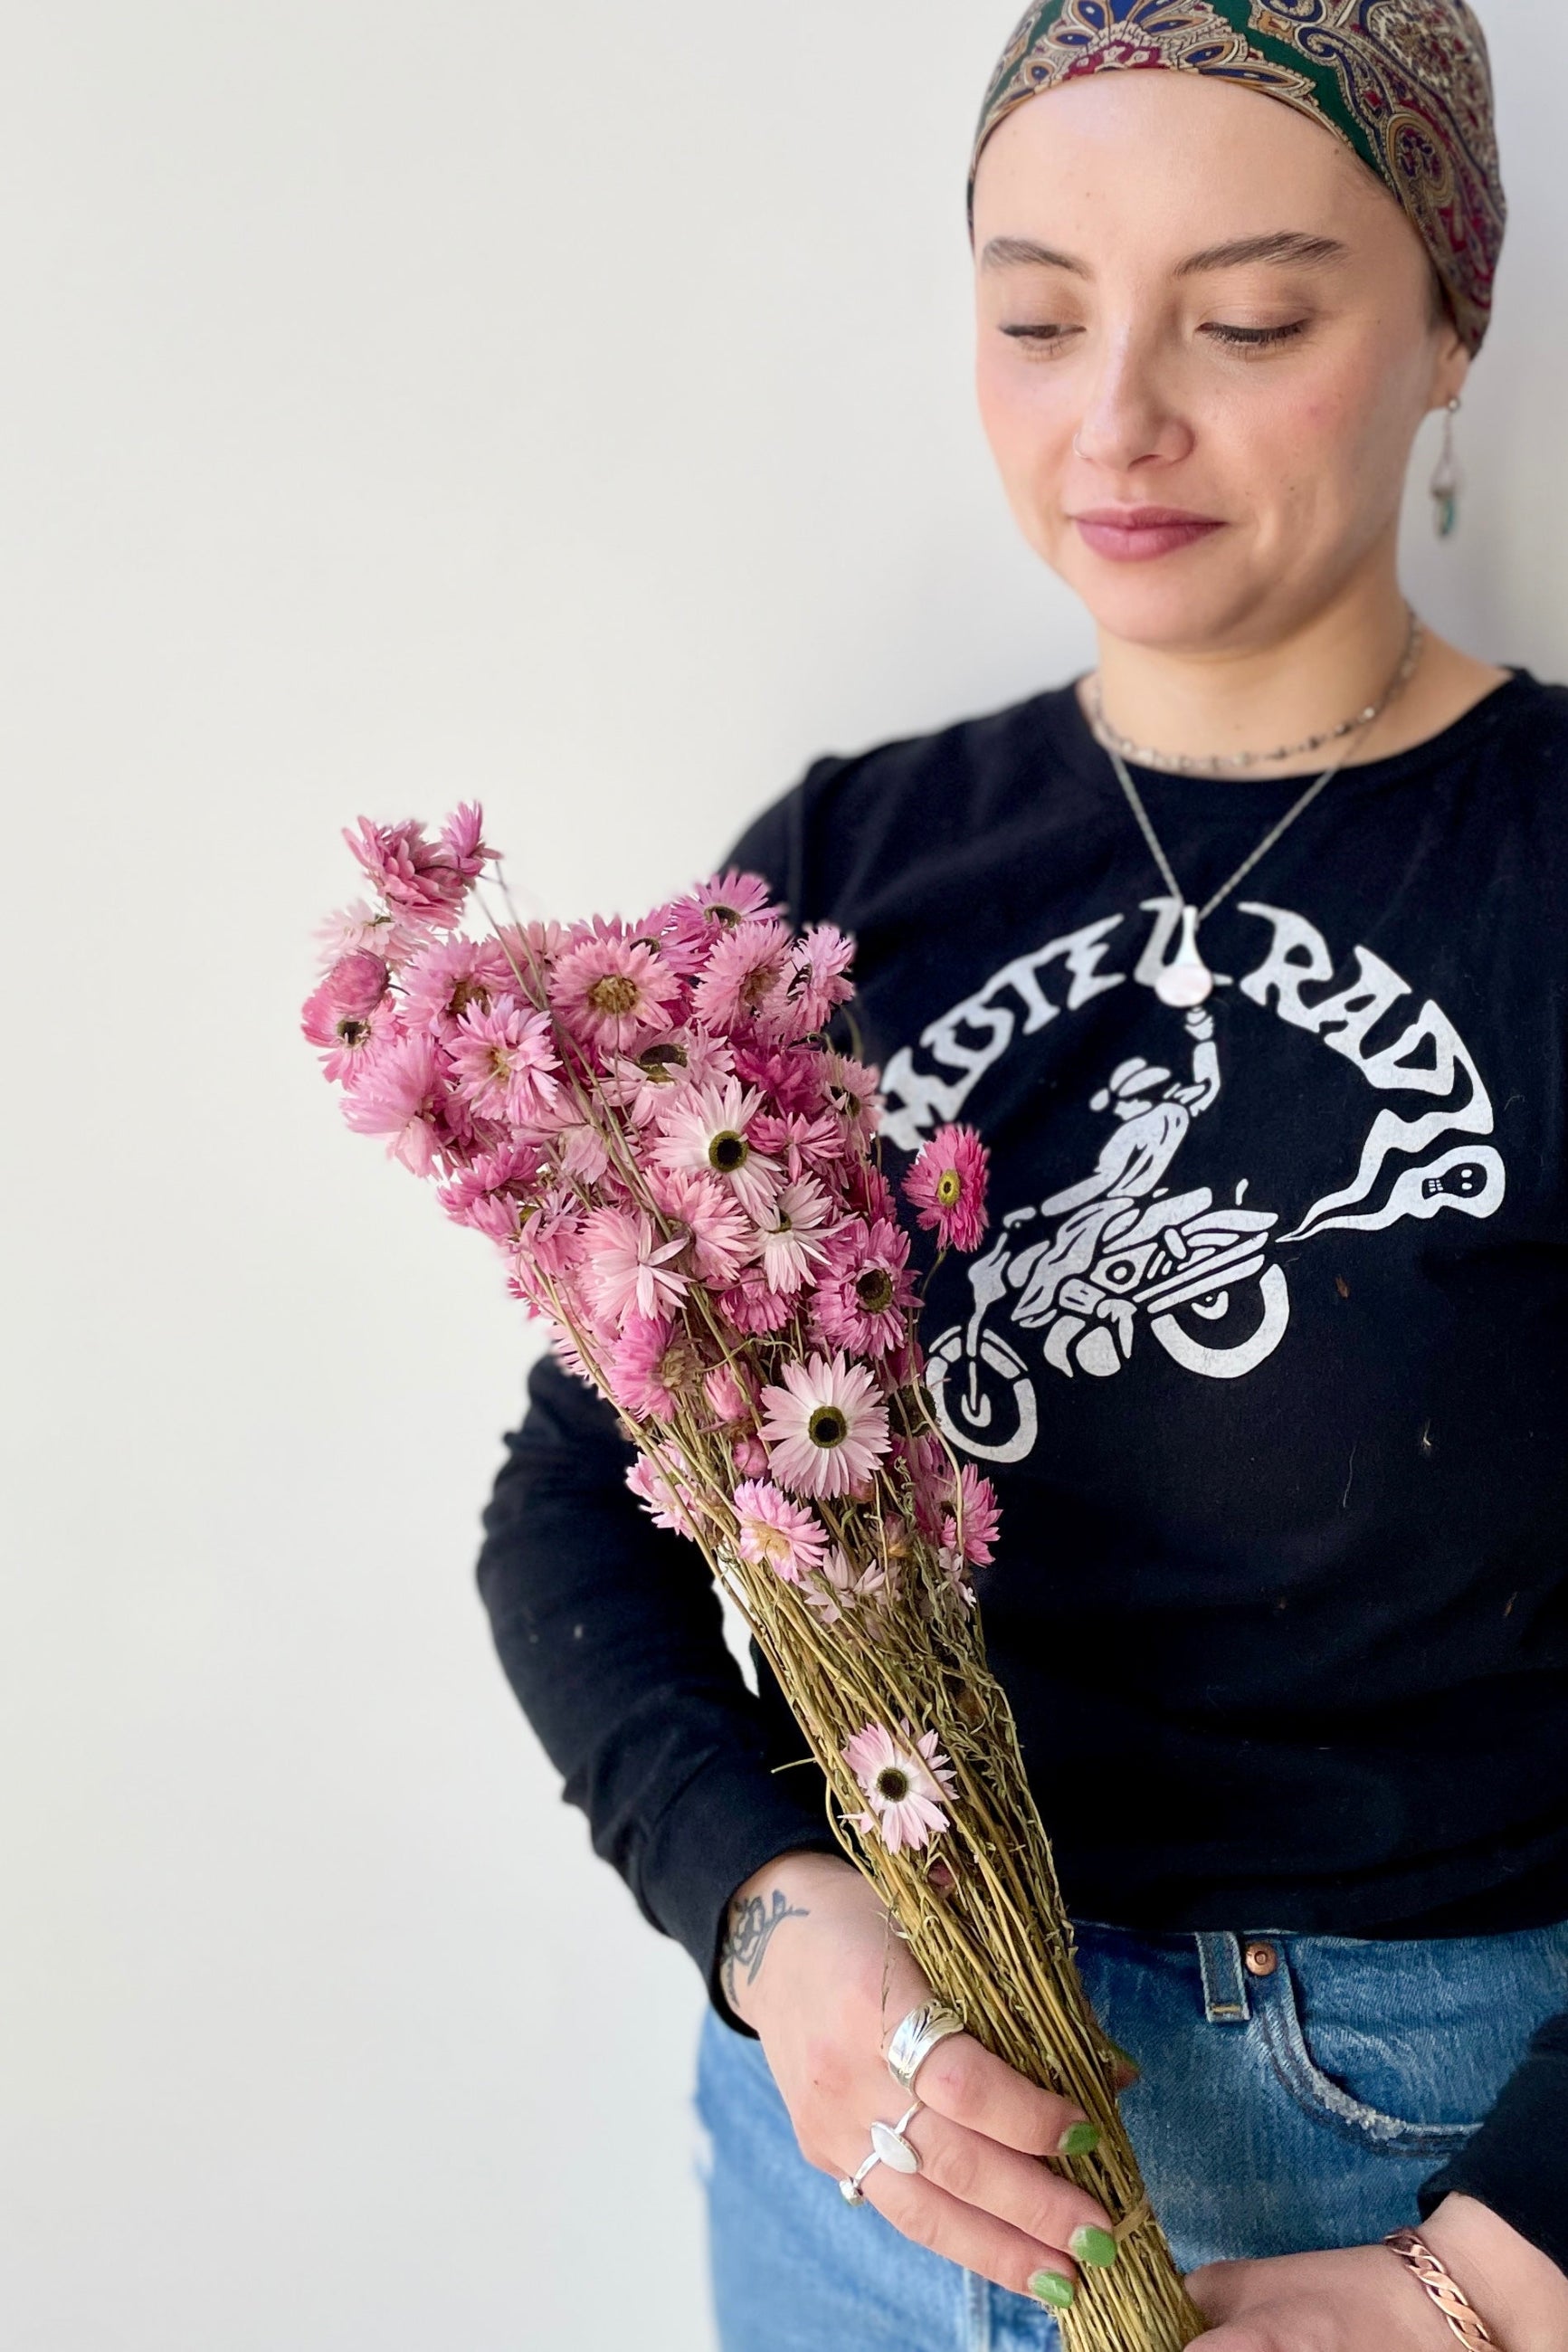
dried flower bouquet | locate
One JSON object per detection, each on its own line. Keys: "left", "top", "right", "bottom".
{"left": 303, "top": 804, "right": 1205, "bottom": 2351}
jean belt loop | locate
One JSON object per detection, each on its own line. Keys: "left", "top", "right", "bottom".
{"left": 1196, "top": 1930, "right": 1251, "bottom": 2024}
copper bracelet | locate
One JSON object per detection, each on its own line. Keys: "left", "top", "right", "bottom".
{"left": 1383, "top": 2229, "right": 1500, "bottom": 2351}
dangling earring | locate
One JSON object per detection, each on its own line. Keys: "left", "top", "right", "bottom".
{"left": 1430, "top": 395, "right": 1462, "bottom": 538}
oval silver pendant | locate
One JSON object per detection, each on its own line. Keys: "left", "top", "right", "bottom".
{"left": 1154, "top": 906, "right": 1214, "bottom": 1009}
{"left": 870, "top": 2121, "right": 921, "bottom": 2175}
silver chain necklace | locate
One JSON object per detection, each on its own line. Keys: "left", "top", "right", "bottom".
{"left": 1089, "top": 608, "right": 1424, "bottom": 776}
{"left": 1107, "top": 614, "right": 1426, "bottom": 1010}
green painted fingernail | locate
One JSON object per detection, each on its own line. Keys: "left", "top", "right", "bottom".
{"left": 1057, "top": 2120, "right": 1101, "bottom": 2157}
{"left": 1029, "top": 2269, "right": 1076, "bottom": 2310}
{"left": 1070, "top": 2224, "right": 1119, "bottom": 2270}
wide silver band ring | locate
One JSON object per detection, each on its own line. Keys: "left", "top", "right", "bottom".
{"left": 886, "top": 2000, "right": 965, "bottom": 2097}
{"left": 837, "top": 2100, "right": 924, "bottom": 2204}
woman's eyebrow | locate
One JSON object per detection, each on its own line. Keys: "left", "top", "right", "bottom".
{"left": 980, "top": 230, "right": 1347, "bottom": 277}
{"left": 1176, "top": 231, "right": 1349, "bottom": 275}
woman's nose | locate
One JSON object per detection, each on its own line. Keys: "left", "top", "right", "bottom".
{"left": 1071, "top": 343, "right": 1193, "bottom": 473}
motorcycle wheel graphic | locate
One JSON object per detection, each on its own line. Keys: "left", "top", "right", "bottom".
{"left": 1146, "top": 1262, "right": 1290, "bottom": 1380}
{"left": 927, "top": 1327, "right": 1039, "bottom": 1465}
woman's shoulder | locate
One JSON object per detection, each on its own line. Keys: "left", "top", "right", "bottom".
{"left": 725, "top": 678, "right": 1093, "bottom": 923}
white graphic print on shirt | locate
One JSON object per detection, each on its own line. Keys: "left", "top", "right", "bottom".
{"left": 879, "top": 898, "right": 1507, "bottom": 1462}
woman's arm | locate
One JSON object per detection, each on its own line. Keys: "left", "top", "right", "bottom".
{"left": 475, "top": 1348, "right": 840, "bottom": 2008}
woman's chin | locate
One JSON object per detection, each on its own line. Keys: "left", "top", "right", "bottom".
{"left": 1050, "top": 545, "right": 1269, "bottom": 653}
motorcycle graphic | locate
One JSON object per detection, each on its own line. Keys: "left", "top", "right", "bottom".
{"left": 927, "top": 1007, "right": 1292, "bottom": 1462}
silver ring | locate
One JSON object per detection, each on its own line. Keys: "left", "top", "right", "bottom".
{"left": 886, "top": 2001, "right": 965, "bottom": 2097}
{"left": 837, "top": 2100, "right": 924, "bottom": 2204}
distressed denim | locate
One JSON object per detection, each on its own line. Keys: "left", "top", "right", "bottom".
{"left": 696, "top": 1914, "right": 1568, "bottom": 2352}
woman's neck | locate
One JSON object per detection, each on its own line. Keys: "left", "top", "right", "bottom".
{"left": 1083, "top": 575, "right": 1511, "bottom": 778}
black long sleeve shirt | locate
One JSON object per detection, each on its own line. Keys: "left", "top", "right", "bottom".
{"left": 477, "top": 671, "right": 1568, "bottom": 2269}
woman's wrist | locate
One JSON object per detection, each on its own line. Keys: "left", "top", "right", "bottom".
{"left": 718, "top": 1850, "right": 859, "bottom": 2029}
{"left": 1416, "top": 2194, "right": 1568, "bottom": 2352}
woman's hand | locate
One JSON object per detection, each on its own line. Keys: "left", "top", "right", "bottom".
{"left": 721, "top": 1849, "right": 1122, "bottom": 2313}
{"left": 1189, "top": 2195, "right": 1568, "bottom": 2352}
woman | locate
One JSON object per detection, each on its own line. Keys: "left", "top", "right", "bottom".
{"left": 478, "top": 5, "right": 1568, "bottom": 2347}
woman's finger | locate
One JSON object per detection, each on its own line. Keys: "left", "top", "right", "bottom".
{"left": 913, "top": 2032, "right": 1094, "bottom": 2158}
{"left": 863, "top": 2164, "right": 1080, "bottom": 2309}
{"left": 907, "top": 2107, "right": 1116, "bottom": 2250}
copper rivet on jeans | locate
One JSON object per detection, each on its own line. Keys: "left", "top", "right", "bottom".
{"left": 1244, "top": 1941, "right": 1279, "bottom": 1978}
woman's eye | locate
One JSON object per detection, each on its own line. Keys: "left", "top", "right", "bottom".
{"left": 1000, "top": 323, "right": 1080, "bottom": 352}
{"left": 1202, "top": 319, "right": 1310, "bottom": 349}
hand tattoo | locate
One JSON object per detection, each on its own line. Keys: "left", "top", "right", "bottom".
{"left": 720, "top": 1886, "right": 809, "bottom": 2007}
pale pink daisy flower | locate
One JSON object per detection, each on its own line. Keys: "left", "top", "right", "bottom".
{"left": 602, "top": 1038, "right": 694, "bottom": 1128}
{"left": 812, "top": 1217, "right": 915, "bottom": 1357}
{"left": 513, "top": 1186, "right": 587, "bottom": 1286}
{"left": 652, "top": 1080, "right": 779, "bottom": 1220}
{"left": 751, "top": 1107, "right": 848, "bottom": 1181}
{"left": 943, "top": 1465, "right": 1002, "bottom": 1570}
{"left": 646, "top": 1166, "right": 755, "bottom": 1287}
{"left": 755, "top": 1175, "right": 835, "bottom": 1296}
{"left": 313, "top": 897, "right": 431, "bottom": 972}
{"left": 556, "top": 1121, "right": 612, "bottom": 1184}
{"left": 447, "top": 1001, "right": 561, "bottom": 1124}
{"left": 551, "top": 931, "right": 684, "bottom": 1058}
{"left": 758, "top": 1351, "right": 891, "bottom": 1501}
{"left": 730, "top": 1433, "right": 769, "bottom": 1479}
{"left": 731, "top": 1481, "right": 829, "bottom": 1585}
{"left": 608, "top": 1316, "right": 708, "bottom": 1422}
{"left": 691, "top": 918, "right": 793, "bottom": 1034}
{"left": 343, "top": 803, "right": 492, "bottom": 929}
{"left": 903, "top": 1125, "right": 990, "bottom": 1252}
{"left": 843, "top": 1722, "right": 958, "bottom": 1854}
{"left": 339, "top": 1031, "right": 448, "bottom": 1175}
{"left": 581, "top": 1207, "right": 689, "bottom": 1327}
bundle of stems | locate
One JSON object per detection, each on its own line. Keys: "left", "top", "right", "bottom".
{"left": 305, "top": 817, "right": 1205, "bottom": 2349}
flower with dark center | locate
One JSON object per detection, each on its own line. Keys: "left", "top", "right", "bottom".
{"left": 808, "top": 1405, "right": 849, "bottom": 1451}
{"left": 856, "top": 1267, "right": 896, "bottom": 1315}
{"left": 708, "top": 1129, "right": 749, "bottom": 1174}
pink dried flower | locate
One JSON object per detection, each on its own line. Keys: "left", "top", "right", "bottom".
{"left": 732, "top": 1041, "right": 829, "bottom": 1120}
{"left": 730, "top": 1433, "right": 769, "bottom": 1479}
{"left": 300, "top": 962, "right": 402, "bottom": 1086}
{"left": 824, "top": 1052, "right": 883, "bottom": 1144}
{"left": 755, "top": 1176, "right": 836, "bottom": 1296}
{"left": 313, "top": 898, "right": 431, "bottom": 972}
{"left": 447, "top": 1002, "right": 561, "bottom": 1125}
{"left": 766, "top": 923, "right": 856, "bottom": 1041}
{"left": 843, "top": 1721, "right": 957, "bottom": 1854}
{"left": 751, "top": 1108, "right": 848, "bottom": 1182}
{"left": 894, "top": 1428, "right": 954, "bottom": 1542}
{"left": 436, "top": 1139, "right": 545, "bottom": 1243}
{"left": 625, "top": 1454, "right": 702, "bottom": 1541}
{"left": 731, "top": 1481, "right": 828, "bottom": 1585}
{"left": 758, "top": 1352, "right": 891, "bottom": 1501}
{"left": 717, "top": 1270, "right": 799, "bottom": 1338}
{"left": 660, "top": 871, "right": 778, "bottom": 969}
{"left": 339, "top": 1031, "right": 449, "bottom": 1175}
{"left": 343, "top": 803, "right": 492, "bottom": 930}
{"left": 812, "top": 1218, "right": 915, "bottom": 1357}
{"left": 402, "top": 935, "right": 527, "bottom": 1036}
{"left": 691, "top": 918, "right": 793, "bottom": 1033}
{"left": 943, "top": 1465, "right": 1001, "bottom": 1570}
{"left": 646, "top": 1166, "right": 755, "bottom": 1288}
{"left": 704, "top": 1361, "right": 757, "bottom": 1426}
{"left": 581, "top": 1208, "right": 689, "bottom": 1327}
{"left": 551, "top": 930, "right": 685, "bottom": 1059}
{"left": 804, "top": 1545, "right": 888, "bottom": 1625}
{"left": 608, "top": 1316, "right": 708, "bottom": 1422}
{"left": 903, "top": 1125, "right": 990, "bottom": 1252}
{"left": 653, "top": 1080, "right": 779, "bottom": 1221}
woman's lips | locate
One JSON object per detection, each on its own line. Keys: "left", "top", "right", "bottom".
{"left": 1073, "top": 507, "right": 1225, "bottom": 562}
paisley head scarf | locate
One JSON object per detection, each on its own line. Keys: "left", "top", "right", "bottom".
{"left": 970, "top": 2, "right": 1506, "bottom": 354}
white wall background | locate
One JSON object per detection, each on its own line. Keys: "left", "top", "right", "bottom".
{"left": 3, "top": 6, "right": 1563, "bottom": 2347}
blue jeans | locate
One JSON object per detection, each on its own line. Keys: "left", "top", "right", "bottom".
{"left": 696, "top": 1915, "right": 1568, "bottom": 2352}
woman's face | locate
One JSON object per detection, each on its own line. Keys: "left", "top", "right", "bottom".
{"left": 972, "top": 71, "right": 1468, "bottom": 652}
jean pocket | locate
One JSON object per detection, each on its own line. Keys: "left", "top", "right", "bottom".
{"left": 1253, "top": 1951, "right": 1481, "bottom": 2158}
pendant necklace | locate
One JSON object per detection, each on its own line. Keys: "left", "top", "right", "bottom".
{"left": 1098, "top": 613, "right": 1425, "bottom": 1010}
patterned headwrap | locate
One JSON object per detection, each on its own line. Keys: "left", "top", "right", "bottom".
{"left": 970, "top": 2, "right": 1506, "bottom": 353}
